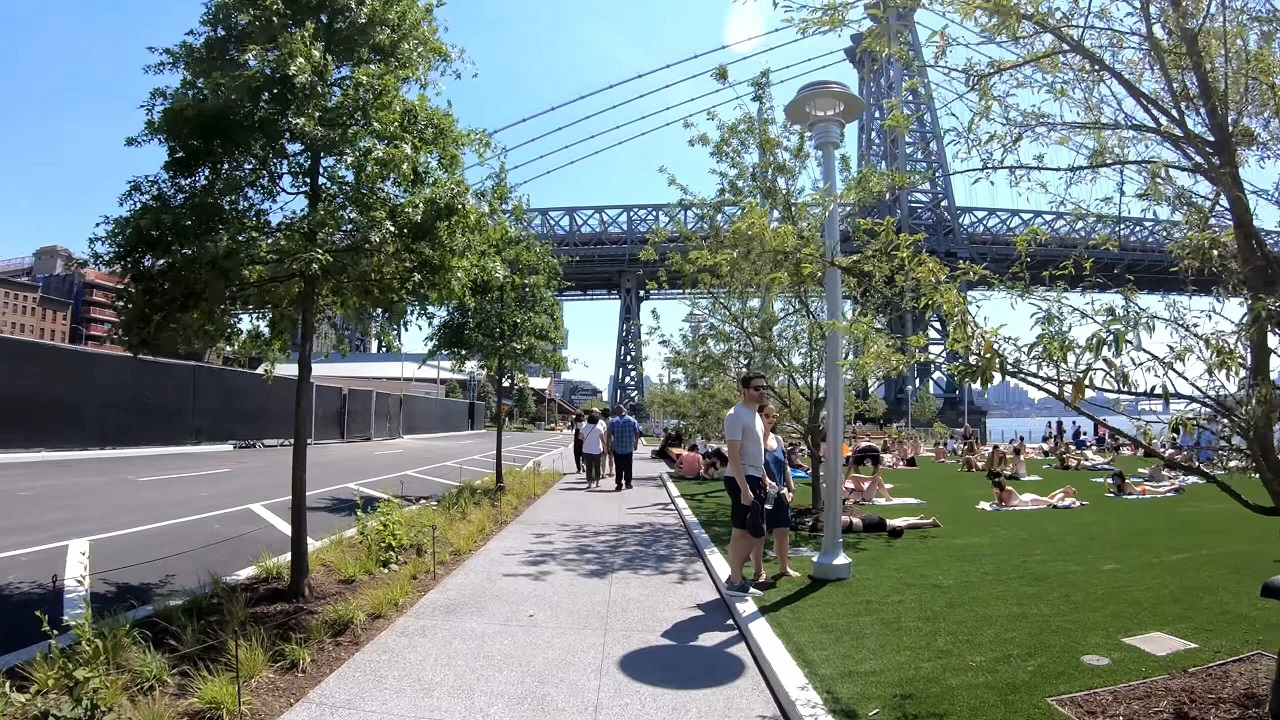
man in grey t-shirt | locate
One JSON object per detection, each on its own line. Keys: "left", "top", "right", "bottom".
{"left": 722, "top": 371, "right": 774, "bottom": 598}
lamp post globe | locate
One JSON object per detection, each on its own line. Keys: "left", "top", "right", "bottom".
{"left": 785, "top": 79, "right": 865, "bottom": 582}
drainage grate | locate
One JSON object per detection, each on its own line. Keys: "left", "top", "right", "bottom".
{"left": 1121, "top": 632, "right": 1199, "bottom": 656}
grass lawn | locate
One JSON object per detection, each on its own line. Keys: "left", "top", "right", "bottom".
{"left": 675, "top": 457, "right": 1280, "bottom": 720}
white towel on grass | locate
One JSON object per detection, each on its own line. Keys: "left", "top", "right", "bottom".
{"left": 857, "top": 497, "right": 925, "bottom": 505}
{"left": 975, "top": 500, "right": 1087, "bottom": 511}
{"left": 1014, "top": 475, "right": 1044, "bottom": 481}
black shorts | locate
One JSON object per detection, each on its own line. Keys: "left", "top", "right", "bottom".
{"left": 855, "top": 513, "right": 888, "bottom": 534}
{"left": 850, "top": 450, "right": 881, "bottom": 468}
{"left": 723, "top": 475, "right": 767, "bottom": 539}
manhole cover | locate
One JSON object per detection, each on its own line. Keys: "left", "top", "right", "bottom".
{"left": 1122, "top": 632, "right": 1199, "bottom": 656}
{"left": 1081, "top": 655, "right": 1111, "bottom": 666}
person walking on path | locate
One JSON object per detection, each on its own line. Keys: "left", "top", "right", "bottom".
{"left": 601, "top": 407, "right": 615, "bottom": 478}
{"left": 580, "top": 410, "right": 607, "bottom": 488}
{"left": 572, "top": 412, "right": 586, "bottom": 473}
{"left": 723, "top": 372, "right": 773, "bottom": 598}
{"left": 607, "top": 404, "right": 641, "bottom": 491}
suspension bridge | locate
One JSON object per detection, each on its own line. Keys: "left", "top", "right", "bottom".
{"left": 516, "top": 6, "right": 1224, "bottom": 422}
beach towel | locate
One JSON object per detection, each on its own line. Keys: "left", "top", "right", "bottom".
{"left": 1013, "top": 475, "right": 1044, "bottom": 481}
{"left": 975, "top": 500, "right": 1088, "bottom": 511}
{"left": 790, "top": 468, "right": 811, "bottom": 480}
{"left": 855, "top": 497, "right": 925, "bottom": 506}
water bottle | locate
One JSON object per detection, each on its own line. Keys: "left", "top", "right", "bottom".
{"left": 763, "top": 487, "right": 778, "bottom": 510}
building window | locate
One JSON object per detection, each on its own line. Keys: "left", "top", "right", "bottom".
{"left": 19, "top": 323, "right": 24, "bottom": 333}
{"left": 8, "top": 322, "right": 13, "bottom": 330}
{"left": 60, "top": 331, "right": 66, "bottom": 342}
{"left": 1, "top": 302, "right": 6, "bottom": 310}
{"left": 2, "top": 291, "right": 7, "bottom": 299}
{"left": 22, "top": 294, "right": 28, "bottom": 303}
{"left": 38, "top": 328, "right": 44, "bottom": 340}
{"left": 41, "top": 308, "right": 47, "bottom": 321}
{"left": 19, "top": 306, "right": 25, "bottom": 316}
{"left": 28, "top": 326, "right": 33, "bottom": 335}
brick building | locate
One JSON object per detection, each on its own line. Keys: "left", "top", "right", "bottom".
{"left": 0, "top": 277, "right": 73, "bottom": 343}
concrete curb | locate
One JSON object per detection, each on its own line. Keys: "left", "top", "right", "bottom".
{"left": 401, "top": 430, "right": 488, "bottom": 439}
{"left": 661, "top": 475, "right": 832, "bottom": 720}
{"left": 0, "top": 444, "right": 233, "bottom": 464}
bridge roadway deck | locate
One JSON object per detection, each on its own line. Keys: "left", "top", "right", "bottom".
{"left": 0, "top": 431, "right": 570, "bottom": 661}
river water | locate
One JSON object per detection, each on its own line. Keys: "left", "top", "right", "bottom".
{"left": 980, "top": 414, "right": 1170, "bottom": 443}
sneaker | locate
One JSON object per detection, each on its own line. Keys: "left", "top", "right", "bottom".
{"left": 723, "top": 578, "right": 764, "bottom": 598}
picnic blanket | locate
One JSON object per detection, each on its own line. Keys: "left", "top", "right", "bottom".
{"left": 791, "top": 468, "right": 811, "bottom": 480}
{"left": 975, "top": 500, "right": 1088, "bottom": 511}
{"left": 854, "top": 497, "right": 925, "bottom": 506}
{"left": 1013, "top": 475, "right": 1044, "bottom": 481}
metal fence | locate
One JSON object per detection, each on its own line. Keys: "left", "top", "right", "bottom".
{"left": 0, "top": 336, "right": 484, "bottom": 451}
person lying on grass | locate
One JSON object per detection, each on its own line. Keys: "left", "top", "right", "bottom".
{"left": 808, "top": 513, "right": 941, "bottom": 537}
{"left": 1109, "top": 469, "right": 1185, "bottom": 496}
{"left": 844, "top": 471, "right": 896, "bottom": 503}
{"left": 1054, "top": 448, "right": 1116, "bottom": 471}
{"left": 991, "top": 476, "right": 1078, "bottom": 507}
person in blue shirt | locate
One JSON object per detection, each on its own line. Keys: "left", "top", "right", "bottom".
{"left": 607, "top": 404, "right": 641, "bottom": 491}
{"left": 751, "top": 402, "right": 801, "bottom": 581}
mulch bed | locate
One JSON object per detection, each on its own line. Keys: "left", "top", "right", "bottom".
{"left": 1050, "top": 652, "right": 1274, "bottom": 720}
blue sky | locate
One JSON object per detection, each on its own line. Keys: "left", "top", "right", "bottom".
{"left": 0, "top": 1, "right": 1231, "bottom": 394}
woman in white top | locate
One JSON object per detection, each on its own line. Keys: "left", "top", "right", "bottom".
{"left": 580, "top": 411, "right": 608, "bottom": 489}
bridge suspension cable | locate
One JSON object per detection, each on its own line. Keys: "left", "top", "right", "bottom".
{"left": 512, "top": 57, "right": 847, "bottom": 188}
{"left": 489, "top": 26, "right": 791, "bottom": 136}
{"left": 504, "top": 50, "right": 840, "bottom": 175}
{"left": 470, "top": 35, "right": 823, "bottom": 171}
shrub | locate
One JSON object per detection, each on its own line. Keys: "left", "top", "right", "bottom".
{"left": 364, "top": 574, "right": 413, "bottom": 619}
{"left": 187, "top": 665, "right": 245, "bottom": 718}
{"left": 279, "top": 636, "right": 314, "bottom": 673}
{"left": 355, "top": 497, "right": 409, "bottom": 568}
{"left": 223, "top": 629, "right": 272, "bottom": 682}
{"left": 130, "top": 646, "right": 174, "bottom": 693}
{"left": 323, "top": 599, "right": 366, "bottom": 634}
{"left": 251, "top": 550, "right": 288, "bottom": 582}
{"left": 122, "top": 692, "right": 181, "bottom": 720}
{"left": 327, "top": 544, "right": 380, "bottom": 583}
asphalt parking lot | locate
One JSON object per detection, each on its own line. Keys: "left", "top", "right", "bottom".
{"left": 0, "top": 431, "right": 570, "bottom": 662}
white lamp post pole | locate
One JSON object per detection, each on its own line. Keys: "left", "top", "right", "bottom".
{"left": 785, "top": 80, "right": 864, "bottom": 582}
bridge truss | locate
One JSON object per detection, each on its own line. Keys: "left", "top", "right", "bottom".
{"left": 524, "top": 4, "right": 1215, "bottom": 415}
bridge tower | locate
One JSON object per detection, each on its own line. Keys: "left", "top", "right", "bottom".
{"left": 847, "top": 0, "right": 979, "bottom": 427}
{"left": 611, "top": 272, "right": 645, "bottom": 409}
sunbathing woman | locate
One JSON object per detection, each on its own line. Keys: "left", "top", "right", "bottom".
{"left": 1109, "top": 470, "right": 1185, "bottom": 496}
{"left": 932, "top": 441, "right": 950, "bottom": 463}
{"left": 809, "top": 513, "right": 941, "bottom": 538}
{"left": 991, "top": 477, "right": 1078, "bottom": 507}
{"left": 984, "top": 444, "right": 1008, "bottom": 472}
{"left": 1007, "top": 445, "right": 1028, "bottom": 478}
{"left": 845, "top": 471, "right": 896, "bottom": 502}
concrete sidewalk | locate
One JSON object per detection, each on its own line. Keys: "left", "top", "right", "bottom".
{"left": 281, "top": 450, "right": 783, "bottom": 720}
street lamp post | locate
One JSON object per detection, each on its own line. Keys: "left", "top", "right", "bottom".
{"left": 785, "top": 80, "right": 865, "bottom": 582}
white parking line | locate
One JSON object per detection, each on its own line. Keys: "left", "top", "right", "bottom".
{"left": 137, "top": 468, "right": 231, "bottom": 482}
{"left": 248, "top": 503, "right": 302, "bottom": 542}
{"left": 501, "top": 450, "right": 544, "bottom": 457}
{"left": 448, "top": 462, "right": 493, "bottom": 474}
{"left": 0, "top": 435, "right": 564, "bottom": 559}
{"left": 347, "top": 484, "right": 394, "bottom": 499}
{"left": 404, "top": 471, "right": 460, "bottom": 486}
{"left": 62, "top": 540, "right": 90, "bottom": 624}
{"left": 373, "top": 450, "right": 403, "bottom": 455}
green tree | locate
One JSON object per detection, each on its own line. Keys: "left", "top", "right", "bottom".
{"left": 443, "top": 378, "right": 464, "bottom": 399}
{"left": 909, "top": 390, "right": 940, "bottom": 427}
{"left": 476, "top": 374, "right": 497, "bottom": 418}
{"left": 92, "top": 0, "right": 480, "bottom": 600}
{"left": 650, "top": 71, "right": 968, "bottom": 509}
{"left": 514, "top": 383, "right": 538, "bottom": 423}
{"left": 431, "top": 179, "right": 566, "bottom": 489}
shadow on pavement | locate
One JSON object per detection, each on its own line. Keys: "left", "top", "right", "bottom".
{"left": 0, "top": 577, "right": 65, "bottom": 656}
{"left": 619, "top": 600, "right": 749, "bottom": 690}
{"left": 508, "top": 520, "right": 703, "bottom": 583}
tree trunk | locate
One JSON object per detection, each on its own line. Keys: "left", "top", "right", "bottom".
{"left": 289, "top": 276, "right": 317, "bottom": 601}
{"left": 494, "top": 363, "right": 505, "bottom": 491}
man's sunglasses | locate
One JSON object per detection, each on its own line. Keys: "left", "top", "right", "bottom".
{"left": 749, "top": 385, "right": 770, "bottom": 392}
